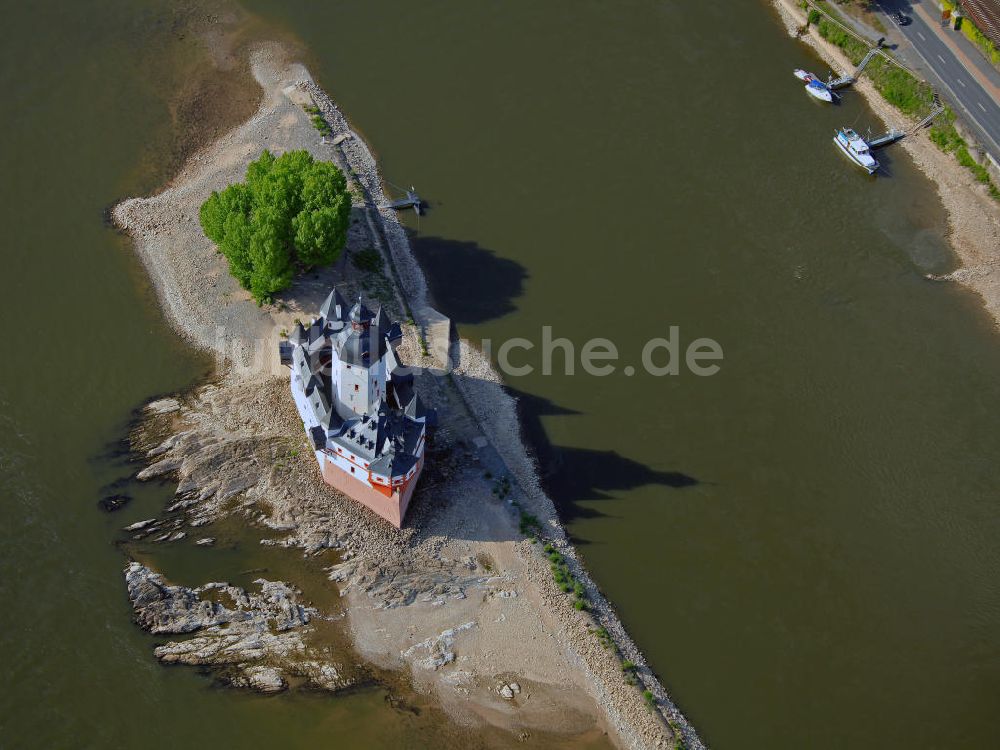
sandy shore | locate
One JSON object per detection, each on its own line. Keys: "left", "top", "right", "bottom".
{"left": 114, "top": 42, "right": 703, "bottom": 750}
{"left": 770, "top": 0, "right": 1000, "bottom": 326}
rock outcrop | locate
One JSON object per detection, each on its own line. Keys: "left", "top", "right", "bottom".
{"left": 125, "top": 562, "right": 348, "bottom": 693}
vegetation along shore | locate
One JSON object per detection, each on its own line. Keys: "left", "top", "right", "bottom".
{"left": 772, "top": 0, "right": 1000, "bottom": 326}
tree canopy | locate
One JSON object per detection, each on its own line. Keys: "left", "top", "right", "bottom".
{"left": 199, "top": 149, "right": 352, "bottom": 303}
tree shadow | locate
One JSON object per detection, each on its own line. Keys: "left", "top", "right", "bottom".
{"left": 508, "top": 387, "right": 700, "bottom": 525}
{"left": 407, "top": 229, "right": 528, "bottom": 325}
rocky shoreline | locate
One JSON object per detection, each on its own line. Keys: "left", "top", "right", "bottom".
{"left": 771, "top": 0, "right": 1000, "bottom": 328}
{"left": 113, "top": 42, "right": 704, "bottom": 750}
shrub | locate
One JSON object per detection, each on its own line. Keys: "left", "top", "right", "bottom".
{"left": 199, "top": 150, "right": 351, "bottom": 303}
{"left": 519, "top": 511, "right": 542, "bottom": 537}
{"left": 310, "top": 114, "right": 333, "bottom": 136}
{"left": 956, "top": 147, "right": 992, "bottom": 183}
{"left": 592, "top": 626, "right": 613, "bottom": 649}
{"left": 351, "top": 247, "right": 384, "bottom": 273}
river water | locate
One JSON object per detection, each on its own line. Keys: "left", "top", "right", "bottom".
{"left": 2, "top": 0, "right": 999, "bottom": 748}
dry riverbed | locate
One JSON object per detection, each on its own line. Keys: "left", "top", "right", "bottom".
{"left": 113, "top": 41, "right": 702, "bottom": 750}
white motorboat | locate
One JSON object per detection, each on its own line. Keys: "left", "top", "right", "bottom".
{"left": 793, "top": 68, "right": 833, "bottom": 102}
{"left": 833, "top": 127, "right": 878, "bottom": 174}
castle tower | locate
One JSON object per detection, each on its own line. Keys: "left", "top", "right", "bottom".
{"left": 335, "top": 297, "right": 388, "bottom": 415}
{"left": 281, "top": 288, "right": 432, "bottom": 528}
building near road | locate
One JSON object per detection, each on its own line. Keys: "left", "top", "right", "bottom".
{"left": 279, "top": 289, "right": 435, "bottom": 528}
{"left": 960, "top": 0, "right": 1000, "bottom": 47}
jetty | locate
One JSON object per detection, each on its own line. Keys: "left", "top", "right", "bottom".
{"left": 385, "top": 185, "right": 423, "bottom": 215}
{"left": 865, "top": 98, "right": 945, "bottom": 151}
{"left": 867, "top": 128, "right": 906, "bottom": 149}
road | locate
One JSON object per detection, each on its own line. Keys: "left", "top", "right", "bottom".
{"left": 876, "top": 0, "right": 1000, "bottom": 158}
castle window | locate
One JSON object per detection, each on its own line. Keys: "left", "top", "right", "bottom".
{"left": 354, "top": 384, "right": 359, "bottom": 392}
{"left": 350, "top": 467, "right": 355, "bottom": 474}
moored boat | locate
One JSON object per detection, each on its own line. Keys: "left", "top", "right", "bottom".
{"left": 833, "top": 127, "right": 878, "bottom": 174}
{"left": 793, "top": 68, "right": 833, "bottom": 102}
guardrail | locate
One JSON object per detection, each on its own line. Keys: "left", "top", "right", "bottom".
{"left": 801, "top": 0, "right": 925, "bottom": 79}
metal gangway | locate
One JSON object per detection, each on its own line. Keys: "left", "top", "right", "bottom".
{"left": 866, "top": 128, "right": 906, "bottom": 149}
{"left": 910, "top": 95, "right": 946, "bottom": 135}
{"left": 828, "top": 44, "right": 883, "bottom": 91}
{"left": 865, "top": 94, "right": 946, "bottom": 150}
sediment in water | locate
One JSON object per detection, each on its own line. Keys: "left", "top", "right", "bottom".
{"left": 771, "top": 0, "right": 1000, "bottom": 327}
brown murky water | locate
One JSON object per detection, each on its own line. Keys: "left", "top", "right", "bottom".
{"left": 3, "top": 1, "right": 999, "bottom": 748}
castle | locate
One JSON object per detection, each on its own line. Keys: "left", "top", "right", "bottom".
{"left": 279, "top": 289, "right": 435, "bottom": 528}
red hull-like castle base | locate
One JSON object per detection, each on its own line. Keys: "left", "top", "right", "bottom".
{"left": 320, "top": 455, "right": 423, "bottom": 529}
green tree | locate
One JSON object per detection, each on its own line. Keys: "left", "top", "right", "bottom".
{"left": 198, "top": 149, "right": 352, "bottom": 303}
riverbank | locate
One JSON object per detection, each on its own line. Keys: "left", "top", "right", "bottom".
{"left": 113, "top": 41, "right": 703, "bottom": 750}
{"left": 771, "top": 0, "right": 1000, "bottom": 326}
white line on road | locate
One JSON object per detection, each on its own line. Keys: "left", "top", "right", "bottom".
{"left": 918, "top": 31, "right": 926, "bottom": 41}
{"left": 957, "top": 78, "right": 966, "bottom": 87}
{"left": 937, "top": 54, "right": 947, "bottom": 64}
{"left": 978, "top": 101, "right": 988, "bottom": 112}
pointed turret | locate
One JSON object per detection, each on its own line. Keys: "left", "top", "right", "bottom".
{"left": 404, "top": 393, "right": 427, "bottom": 420}
{"left": 319, "top": 288, "right": 349, "bottom": 321}
{"left": 349, "top": 296, "right": 373, "bottom": 327}
{"left": 288, "top": 321, "right": 306, "bottom": 345}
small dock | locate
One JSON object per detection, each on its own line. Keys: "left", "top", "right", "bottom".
{"left": 867, "top": 129, "right": 906, "bottom": 149}
{"left": 867, "top": 98, "right": 945, "bottom": 150}
{"left": 386, "top": 185, "right": 423, "bottom": 215}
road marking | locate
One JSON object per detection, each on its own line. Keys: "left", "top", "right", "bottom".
{"left": 918, "top": 31, "right": 926, "bottom": 41}
{"left": 979, "top": 101, "right": 988, "bottom": 112}
{"left": 937, "top": 54, "right": 947, "bottom": 64}
{"left": 957, "top": 78, "right": 966, "bottom": 87}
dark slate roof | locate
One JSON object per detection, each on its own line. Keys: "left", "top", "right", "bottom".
{"left": 404, "top": 394, "right": 427, "bottom": 420}
{"left": 327, "top": 397, "right": 425, "bottom": 475}
{"left": 320, "top": 406, "right": 345, "bottom": 433}
{"left": 391, "top": 373, "right": 415, "bottom": 410}
{"left": 337, "top": 328, "right": 370, "bottom": 366}
{"left": 320, "top": 288, "right": 349, "bottom": 322}
{"left": 349, "top": 297, "right": 373, "bottom": 325}
{"left": 368, "top": 450, "right": 417, "bottom": 478}
{"left": 309, "top": 425, "right": 327, "bottom": 450}
{"left": 305, "top": 374, "right": 323, "bottom": 396}
{"left": 289, "top": 322, "right": 306, "bottom": 345}
{"left": 308, "top": 319, "right": 325, "bottom": 347}
{"left": 386, "top": 321, "right": 403, "bottom": 345}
